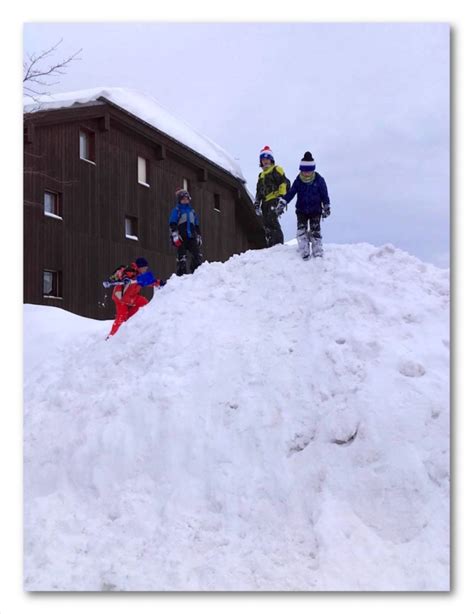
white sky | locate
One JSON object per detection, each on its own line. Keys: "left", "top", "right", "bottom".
{"left": 24, "top": 22, "right": 450, "bottom": 266}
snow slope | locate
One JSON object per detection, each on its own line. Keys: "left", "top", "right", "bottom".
{"left": 23, "top": 87, "right": 245, "bottom": 181}
{"left": 23, "top": 243, "right": 450, "bottom": 591}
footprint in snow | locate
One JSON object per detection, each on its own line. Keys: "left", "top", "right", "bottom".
{"left": 288, "top": 430, "right": 316, "bottom": 456}
{"left": 330, "top": 424, "right": 360, "bottom": 446}
{"left": 398, "top": 360, "right": 426, "bottom": 378}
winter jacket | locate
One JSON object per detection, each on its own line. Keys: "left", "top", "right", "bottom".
{"left": 284, "top": 173, "right": 330, "bottom": 215}
{"left": 255, "top": 164, "right": 289, "bottom": 204}
{"left": 112, "top": 270, "right": 161, "bottom": 305}
{"left": 112, "top": 281, "right": 142, "bottom": 306}
{"left": 169, "top": 203, "right": 201, "bottom": 239}
{"left": 136, "top": 271, "right": 162, "bottom": 287}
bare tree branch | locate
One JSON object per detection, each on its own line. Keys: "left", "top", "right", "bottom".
{"left": 23, "top": 38, "right": 82, "bottom": 99}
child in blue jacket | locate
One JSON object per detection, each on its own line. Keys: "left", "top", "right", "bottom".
{"left": 278, "top": 151, "right": 331, "bottom": 259}
{"left": 169, "top": 189, "right": 203, "bottom": 276}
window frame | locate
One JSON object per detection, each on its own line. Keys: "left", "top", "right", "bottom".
{"left": 43, "top": 270, "right": 62, "bottom": 299}
{"left": 137, "top": 155, "right": 150, "bottom": 187}
{"left": 79, "top": 128, "right": 96, "bottom": 164}
{"left": 125, "top": 215, "right": 139, "bottom": 241}
{"left": 43, "top": 190, "right": 62, "bottom": 219}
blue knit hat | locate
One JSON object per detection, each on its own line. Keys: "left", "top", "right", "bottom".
{"left": 135, "top": 257, "right": 148, "bottom": 268}
{"left": 299, "top": 151, "right": 316, "bottom": 172}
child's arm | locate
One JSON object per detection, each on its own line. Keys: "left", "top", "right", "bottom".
{"left": 281, "top": 176, "right": 299, "bottom": 205}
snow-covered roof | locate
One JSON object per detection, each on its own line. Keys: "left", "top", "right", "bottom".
{"left": 23, "top": 87, "right": 246, "bottom": 182}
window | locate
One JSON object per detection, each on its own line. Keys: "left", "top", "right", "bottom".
{"left": 43, "top": 270, "right": 62, "bottom": 298}
{"left": 213, "top": 193, "right": 221, "bottom": 213}
{"left": 183, "top": 177, "right": 190, "bottom": 191}
{"left": 125, "top": 216, "right": 138, "bottom": 240}
{"left": 44, "top": 191, "right": 62, "bottom": 218}
{"left": 79, "top": 129, "right": 95, "bottom": 163}
{"left": 138, "top": 156, "right": 149, "bottom": 186}
{"left": 24, "top": 122, "right": 34, "bottom": 144}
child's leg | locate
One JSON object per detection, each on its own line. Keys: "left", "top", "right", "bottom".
{"left": 309, "top": 214, "right": 323, "bottom": 257}
{"left": 188, "top": 238, "right": 203, "bottom": 273}
{"left": 263, "top": 200, "right": 284, "bottom": 246}
{"left": 127, "top": 295, "right": 149, "bottom": 318}
{"left": 109, "top": 302, "right": 130, "bottom": 336}
{"left": 296, "top": 212, "right": 310, "bottom": 259}
{"left": 176, "top": 242, "right": 187, "bottom": 276}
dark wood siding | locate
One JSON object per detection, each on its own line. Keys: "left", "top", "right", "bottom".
{"left": 24, "top": 103, "right": 265, "bottom": 320}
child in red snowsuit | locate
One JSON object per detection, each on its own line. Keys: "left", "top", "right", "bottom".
{"left": 107, "top": 257, "right": 164, "bottom": 338}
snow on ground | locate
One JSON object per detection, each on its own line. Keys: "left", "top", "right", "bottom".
{"left": 24, "top": 305, "right": 105, "bottom": 374}
{"left": 23, "top": 242, "right": 450, "bottom": 591}
{"left": 23, "top": 87, "right": 245, "bottom": 181}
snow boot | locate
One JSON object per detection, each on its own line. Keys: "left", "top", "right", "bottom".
{"left": 176, "top": 254, "right": 187, "bottom": 276}
{"left": 309, "top": 217, "right": 323, "bottom": 257}
{"left": 297, "top": 227, "right": 310, "bottom": 260}
{"left": 311, "top": 237, "right": 324, "bottom": 258}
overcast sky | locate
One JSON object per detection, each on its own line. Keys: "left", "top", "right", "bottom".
{"left": 24, "top": 23, "right": 450, "bottom": 266}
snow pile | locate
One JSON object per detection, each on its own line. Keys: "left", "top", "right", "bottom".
{"left": 23, "top": 87, "right": 245, "bottom": 181}
{"left": 24, "top": 243, "right": 450, "bottom": 591}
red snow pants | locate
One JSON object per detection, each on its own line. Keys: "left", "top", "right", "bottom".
{"left": 109, "top": 295, "right": 149, "bottom": 336}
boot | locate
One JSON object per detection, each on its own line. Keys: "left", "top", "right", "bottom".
{"left": 176, "top": 255, "right": 187, "bottom": 276}
{"left": 297, "top": 227, "right": 310, "bottom": 260}
{"left": 311, "top": 236, "right": 323, "bottom": 258}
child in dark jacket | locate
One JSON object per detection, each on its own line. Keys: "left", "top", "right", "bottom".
{"left": 169, "top": 188, "right": 203, "bottom": 276}
{"left": 279, "top": 151, "right": 331, "bottom": 259}
{"left": 254, "top": 145, "right": 289, "bottom": 247}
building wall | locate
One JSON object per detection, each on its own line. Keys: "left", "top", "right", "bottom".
{"left": 24, "top": 108, "right": 263, "bottom": 320}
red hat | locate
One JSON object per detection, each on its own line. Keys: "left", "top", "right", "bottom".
{"left": 259, "top": 145, "right": 274, "bottom": 163}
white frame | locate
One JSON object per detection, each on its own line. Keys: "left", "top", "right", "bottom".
{"left": 44, "top": 190, "right": 62, "bottom": 219}
{"left": 138, "top": 156, "right": 150, "bottom": 187}
{"left": 125, "top": 216, "right": 139, "bottom": 240}
{"left": 79, "top": 129, "right": 95, "bottom": 164}
{"left": 43, "top": 269, "right": 62, "bottom": 299}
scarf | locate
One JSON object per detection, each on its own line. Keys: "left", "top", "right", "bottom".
{"left": 300, "top": 171, "right": 315, "bottom": 184}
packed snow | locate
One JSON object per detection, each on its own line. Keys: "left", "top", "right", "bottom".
{"left": 23, "top": 242, "right": 450, "bottom": 591}
{"left": 23, "top": 87, "right": 245, "bottom": 181}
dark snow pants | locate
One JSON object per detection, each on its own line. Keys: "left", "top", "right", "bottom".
{"left": 262, "top": 199, "right": 284, "bottom": 247}
{"left": 296, "top": 211, "right": 323, "bottom": 257}
{"left": 176, "top": 237, "right": 203, "bottom": 276}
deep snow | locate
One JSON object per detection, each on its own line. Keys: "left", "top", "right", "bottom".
{"left": 23, "top": 242, "right": 450, "bottom": 591}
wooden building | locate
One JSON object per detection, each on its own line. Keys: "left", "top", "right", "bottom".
{"left": 24, "top": 88, "right": 265, "bottom": 320}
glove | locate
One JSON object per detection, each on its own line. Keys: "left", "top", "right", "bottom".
{"left": 196, "top": 234, "right": 202, "bottom": 247}
{"left": 171, "top": 231, "right": 183, "bottom": 247}
{"left": 102, "top": 280, "right": 112, "bottom": 288}
{"left": 274, "top": 198, "right": 287, "bottom": 216}
{"left": 321, "top": 203, "right": 331, "bottom": 218}
{"left": 254, "top": 201, "right": 262, "bottom": 216}
{"left": 154, "top": 279, "right": 166, "bottom": 287}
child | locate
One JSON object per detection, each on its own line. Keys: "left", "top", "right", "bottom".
{"left": 106, "top": 257, "right": 165, "bottom": 338}
{"left": 254, "top": 145, "right": 290, "bottom": 247}
{"left": 169, "top": 188, "right": 203, "bottom": 276}
{"left": 279, "top": 151, "right": 331, "bottom": 259}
